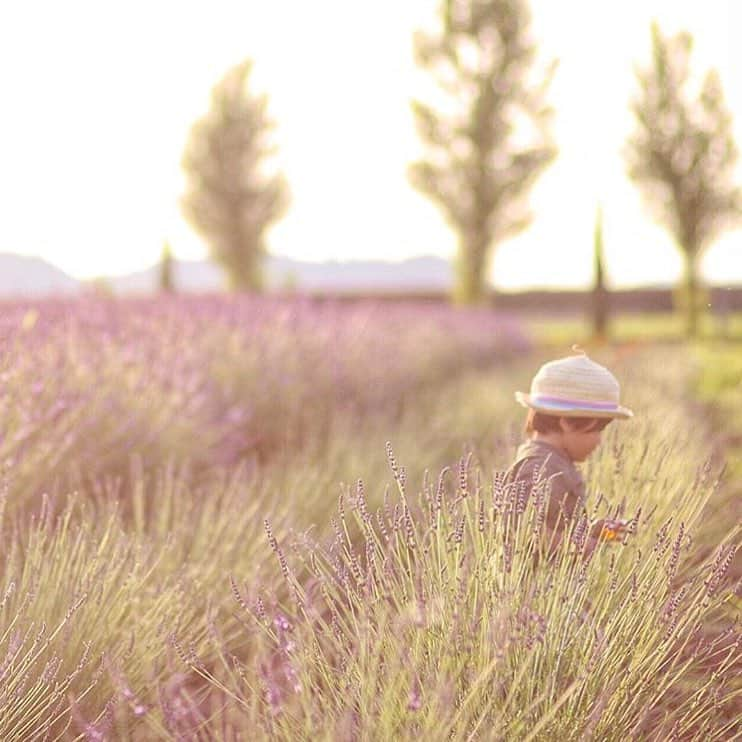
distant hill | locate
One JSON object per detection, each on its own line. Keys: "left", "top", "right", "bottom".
{"left": 0, "top": 253, "right": 453, "bottom": 298}
{"left": 0, "top": 253, "right": 79, "bottom": 297}
{"left": 107, "top": 258, "right": 223, "bottom": 294}
{"left": 106, "top": 255, "right": 453, "bottom": 294}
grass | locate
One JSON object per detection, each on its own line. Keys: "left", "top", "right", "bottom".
{"left": 687, "top": 342, "right": 742, "bottom": 589}
{"left": 524, "top": 310, "right": 742, "bottom": 347}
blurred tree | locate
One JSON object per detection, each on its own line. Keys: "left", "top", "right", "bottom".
{"left": 591, "top": 205, "right": 608, "bottom": 341}
{"left": 626, "top": 23, "right": 741, "bottom": 337}
{"left": 181, "top": 60, "right": 289, "bottom": 292}
{"left": 159, "top": 240, "right": 175, "bottom": 293}
{"left": 410, "top": 0, "right": 557, "bottom": 304}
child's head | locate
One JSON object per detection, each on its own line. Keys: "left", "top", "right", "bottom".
{"left": 524, "top": 409, "right": 611, "bottom": 461}
{"left": 516, "top": 348, "right": 633, "bottom": 461}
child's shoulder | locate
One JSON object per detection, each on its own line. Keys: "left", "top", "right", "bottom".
{"left": 508, "top": 440, "right": 581, "bottom": 486}
{"left": 513, "top": 439, "right": 570, "bottom": 468}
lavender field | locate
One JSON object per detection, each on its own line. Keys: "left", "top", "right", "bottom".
{"left": 0, "top": 296, "right": 738, "bottom": 740}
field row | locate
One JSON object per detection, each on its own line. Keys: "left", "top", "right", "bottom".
{"left": 0, "top": 296, "right": 525, "bottom": 513}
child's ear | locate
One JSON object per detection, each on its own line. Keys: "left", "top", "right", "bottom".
{"left": 558, "top": 417, "right": 573, "bottom": 433}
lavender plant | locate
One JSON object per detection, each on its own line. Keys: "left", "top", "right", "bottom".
{"left": 194, "top": 441, "right": 739, "bottom": 740}
{"left": 0, "top": 296, "right": 525, "bottom": 514}
{"left": 0, "top": 299, "right": 738, "bottom": 740}
{"left": 0, "top": 362, "right": 521, "bottom": 739}
{"left": 0, "top": 465, "right": 278, "bottom": 739}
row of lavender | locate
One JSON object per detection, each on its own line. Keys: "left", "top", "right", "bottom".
{"left": 0, "top": 295, "right": 527, "bottom": 511}
{"left": 2, "top": 411, "right": 737, "bottom": 739}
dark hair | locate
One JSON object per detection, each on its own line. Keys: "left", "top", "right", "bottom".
{"left": 525, "top": 409, "right": 612, "bottom": 435}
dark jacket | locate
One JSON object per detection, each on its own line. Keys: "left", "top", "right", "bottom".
{"left": 504, "top": 439, "right": 586, "bottom": 544}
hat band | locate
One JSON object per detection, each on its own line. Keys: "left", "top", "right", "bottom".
{"left": 531, "top": 394, "right": 619, "bottom": 411}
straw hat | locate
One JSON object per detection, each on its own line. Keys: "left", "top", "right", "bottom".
{"left": 515, "top": 347, "right": 633, "bottom": 420}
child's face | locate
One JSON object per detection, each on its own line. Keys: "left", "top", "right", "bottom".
{"left": 560, "top": 419, "right": 606, "bottom": 462}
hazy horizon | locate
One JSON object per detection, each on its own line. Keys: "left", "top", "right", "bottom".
{"left": 5, "top": 249, "right": 741, "bottom": 295}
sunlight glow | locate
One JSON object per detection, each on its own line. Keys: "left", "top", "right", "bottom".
{"left": 0, "top": 0, "right": 739, "bottom": 289}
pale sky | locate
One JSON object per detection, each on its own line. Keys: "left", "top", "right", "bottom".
{"left": 0, "top": 0, "right": 740, "bottom": 290}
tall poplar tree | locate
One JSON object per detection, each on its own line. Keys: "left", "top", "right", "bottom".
{"left": 182, "top": 60, "right": 289, "bottom": 292}
{"left": 591, "top": 206, "right": 608, "bottom": 341}
{"left": 158, "top": 240, "right": 175, "bottom": 293}
{"left": 410, "top": 0, "right": 557, "bottom": 304}
{"left": 626, "top": 23, "right": 741, "bottom": 336}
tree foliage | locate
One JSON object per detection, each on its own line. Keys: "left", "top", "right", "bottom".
{"left": 625, "top": 23, "right": 741, "bottom": 336}
{"left": 410, "top": 0, "right": 557, "bottom": 304}
{"left": 181, "top": 61, "right": 289, "bottom": 292}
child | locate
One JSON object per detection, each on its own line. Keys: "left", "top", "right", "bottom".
{"left": 505, "top": 347, "right": 634, "bottom": 556}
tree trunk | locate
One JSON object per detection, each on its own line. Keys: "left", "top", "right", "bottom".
{"left": 683, "top": 253, "right": 699, "bottom": 338}
{"left": 225, "top": 244, "right": 263, "bottom": 293}
{"left": 454, "top": 236, "right": 488, "bottom": 305}
{"left": 592, "top": 285, "right": 608, "bottom": 341}
{"left": 591, "top": 206, "right": 608, "bottom": 341}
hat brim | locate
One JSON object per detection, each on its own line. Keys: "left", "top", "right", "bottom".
{"left": 515, "top": 392, "right": 633, "bottom": 420}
